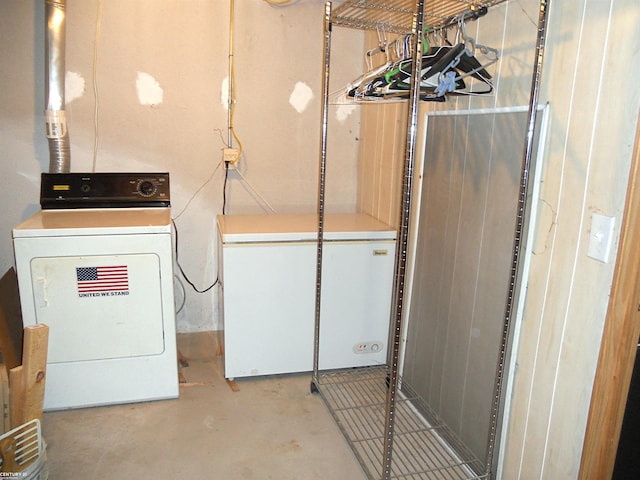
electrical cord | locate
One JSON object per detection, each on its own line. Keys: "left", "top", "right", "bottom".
{"left": 227, "top": 0, "right": 243, "bottom": 164}
{"left": 173, "top": 159, "right": 224, "bottom": 220}
{"left": 170, "top": 0, "right": 295, "bottom": 303}
{"left": 171, "top": 218, "right": 219, "bottom": 293}
{"left": 233, "top": 167, "right": 277, "bottom": 214}
{"left": 92, "top": 0, "right": 103, "bottom": 172}
{"left": 223, "top": 162, "right": 230, "bottom": 214}
{"left": 223, "top": 0, "right": 278, "bottom": 216}
{"left": 174, "top": 274, "right": 187, "bottom": 314}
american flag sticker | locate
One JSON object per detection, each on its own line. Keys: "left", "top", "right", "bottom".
{"left": 76, "top": 265, "right": 130, "bottom": 297}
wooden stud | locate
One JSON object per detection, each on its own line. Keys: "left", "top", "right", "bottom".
{"left": 579, "top": 112, "right": 640, "bottom": 478}
{"left": 0, "top": 355, "right": 9, "bottom": 434}
{"left": 9, "top": 325, "right": 49, "bottom": 429}
{"left": 0, "top": 436, "right": 19, "bottom": 473}
{"left": 20, "top": 324, "right": 48, "bottom": 427}
{"left": 9, "top": 366, "right": 23, "bottom": 430}
{"left": 0, "top": 268, "right": 24, "bottom": 372}
{"left": 226, "top": 379, "right": 240, "bottom": 392}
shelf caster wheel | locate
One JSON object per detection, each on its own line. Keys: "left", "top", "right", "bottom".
{"left": 310, "top": 380, "right": 319, "bottom": 394}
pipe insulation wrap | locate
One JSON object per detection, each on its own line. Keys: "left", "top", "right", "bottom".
{"left": 45, "top": 0, "right": 70, "bottom": 173}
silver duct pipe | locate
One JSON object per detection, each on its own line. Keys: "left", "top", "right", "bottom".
{"left": 45, "top": 0, "right": 70, "bottom": 173}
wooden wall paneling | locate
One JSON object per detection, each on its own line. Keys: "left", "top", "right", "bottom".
{"left": 501, "top": 3, "right": 587, "bottom": 476}
{"left": 384, "top": 102, "right": 406, "bottom": 227}
{"left": 355, "top": 1, "right": 640, "bottom": 477}
{"left": 538, "top": 1, "right": 623, "bottom": 474}
{"left": 358, "top": 103, "right": 376, "bottom": 215}
{"left": 579, "top": 112, "right": 640, "bottom": 480}
{"left": 376, "top": 103, "right": 394, "bottom": 222}
{"left": 493, "top": 0, "right": 539, "bottom": 108}
{"left": 356, "top": 31, "right": 410, "bottom": 227}
{"left": 356, "top": 31, "right": 376, "bottom": 217}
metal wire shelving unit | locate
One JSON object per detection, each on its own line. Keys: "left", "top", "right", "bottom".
{"left": 310, "top": 1, "right": 549, "bottom": 479}
{"left": 330, "top": 0, "right": 500, "bottom": 34}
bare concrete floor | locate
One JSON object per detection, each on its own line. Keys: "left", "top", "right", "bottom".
{"left": 42, "top": 331, "right": 366, "bottom": 480}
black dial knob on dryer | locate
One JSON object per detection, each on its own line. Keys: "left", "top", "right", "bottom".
{"left": 137, "top": 180, "right": 157, "bottom": 197}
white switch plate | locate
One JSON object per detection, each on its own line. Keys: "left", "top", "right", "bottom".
{"left": 587, "top": 213, "right": 615, "bottom": 263}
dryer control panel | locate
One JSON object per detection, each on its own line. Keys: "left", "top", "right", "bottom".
{"left": 40, "top": 172, "right": 170, "bottom": 209}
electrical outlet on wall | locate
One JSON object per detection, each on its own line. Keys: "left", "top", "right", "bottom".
{"left": 223, "top": 148, "right": 240, "bottom": 166}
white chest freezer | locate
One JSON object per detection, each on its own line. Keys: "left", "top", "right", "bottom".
{"left": 217, "top": 213, "right": 396, "bottom": 379}
{"left": 12, "top": 207, "right": 179, "bottom": 410}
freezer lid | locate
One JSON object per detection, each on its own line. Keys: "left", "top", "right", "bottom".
{"left": 217, "top": 213, "right": 397, "bottom": 243}
{"left": 12, "top": 208, "right": 172, "bottom": 238}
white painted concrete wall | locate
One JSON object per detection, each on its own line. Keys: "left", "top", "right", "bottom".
{"left": 0, "top": 0, "right": 363, "bottom": 332}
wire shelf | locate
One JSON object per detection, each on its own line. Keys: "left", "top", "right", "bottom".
{"left": 314, "top": 1, "right": 531, "bottom": 479}
{"left": 316, "top": 367, "right": 488, "bottom": 479}
{"left": 332, "top": 0, "right": 508, "bottom": 34}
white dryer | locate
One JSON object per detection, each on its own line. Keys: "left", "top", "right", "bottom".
{"left": 12, "top": 173, "right": 178, "bottom": 410}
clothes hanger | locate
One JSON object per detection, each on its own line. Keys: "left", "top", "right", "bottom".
{"left": 370, "top": 43, "right": 467, "bottom": 100}
{"left": 430, "top": 15, "right": 498, "bottom": 96}
{"left": 344, "top": 16, "right": 498, "bottom": 102}
{"left": 358, "top": 20, "right": 477, "bottom": 101}
{"left": 346, "top": 26, "right": 397, "bottom": 99}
